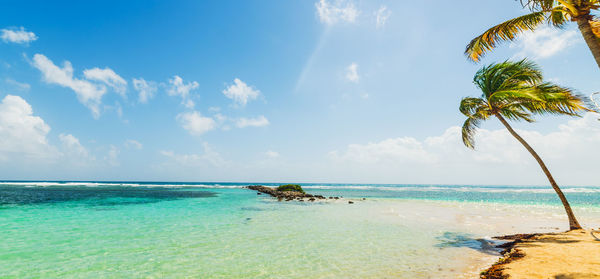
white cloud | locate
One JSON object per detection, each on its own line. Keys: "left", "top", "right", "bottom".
{"left": 59, "top": 133, "right": 90, "bottom": 159}
{"left": 32, "top": 54, "right": 125, "bottom": 118}
{"left": 168, "top": 75, "right": 199, "bottom": 108}
{"left": 315, "top": 0, "right": 359, "bottom": 25}
{"left": 124, "top": 139, "right": 143, "bottom": 150}
{"left": 0, "top": 95, "right": 58, "bottom": 161}
{"left": 329, "top": 113, "right": 600, "bottom": 185}
{"left": 83, "top": 67, "right": 127, "bottom": 96}
{"left": 105, "top": 145, "right": 119, "bottom": 166}
{"left": 375, "top": 5, "right": 391, "bottom": 29}
{"left": 345, "top": 62, "right": 359, "bottom": 83}
{"left": 0, "top": 95, "right": 132, "bottom": 173}
{"left": 1, "top": 27, "right": 38, "bottom": 44}
{"left": 5, "top": 78, "right": 30, "bottom": 91}
{"left": 591, "top": 92, "right": 600, "bottom": 111}
{"left": 265, "top": 150, "right": 280, "bottom": 159}
{"left": 32, "top": 54, "right": 105, "bottom": 117}
{"left": 222, "top": 78, "right": 260, "bottom": 106}
{"left": 116, "top": 102, "right": 123, "bottom": 118}
{"left": 510, "top": 26, "right": 578, "bottom": 59}
{"left": 236, "top": 116, "right": 270, "bottom": 128}
{"left": 0, "top": 94, "right": 99, "bottom": 166}
{"left": 214, "top": 113, "right": 227, "bottom": 123}
{"left": 132, "top": 78, "right": 157, "bottom": 103}
{"left": 330, "top": 137, "right": 436, "bottom": 164}
{"left": 177, "top": 111, "right": 216, "bottom": 136}
{"left": 160, "top": 142, "right": 226, "bottom": 167}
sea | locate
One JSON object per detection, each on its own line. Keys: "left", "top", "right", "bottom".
{"left": 1, "top": 181, "right": 599, "bottom": 278}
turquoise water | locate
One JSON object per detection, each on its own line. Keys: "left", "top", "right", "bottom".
{"left": 1, "top": 182, "right": 600, "bottom": 278}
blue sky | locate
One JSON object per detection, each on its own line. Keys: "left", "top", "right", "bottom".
{"left": 1, "top": 0, "right": 599, "bottom": 185}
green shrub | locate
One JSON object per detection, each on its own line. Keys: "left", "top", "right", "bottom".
{"left": 276, "top": 184, "right": 305, "bottom": 193}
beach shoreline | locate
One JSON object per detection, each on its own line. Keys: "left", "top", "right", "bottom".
{"left": 481, "top": 230, "right": 600, "bottom": 279}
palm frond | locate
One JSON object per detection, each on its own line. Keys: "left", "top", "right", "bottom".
{"left": 524, "top": 83, "right": 589, "bottom": 116}
{"left": 548, "top": 7, "right": 569, "bottom": 27}
{"left": 459, "top": 97, "right": 488, "bottom": 117}
{"left": 554, "top": 0, "right": 580, "bottom": 14}
{"left": 473, "top": 59, "right": 543, "bottom": 96}
{"left": 459, "top": 97, "right": 491, "bottom": 149}
{"left": 498, "top": 105, "right": 535, "bottom": 122}
{"left": 590, "top": 19, "right": 600, "bottom": 38}
{"left": 520, "top": 0, "right": 556, "bottom": 11}
{"left": 496, "top": 60, "right": 543, "bottom": 88}
{"left": 498, "top": 83, "right": 589, "bottom": 117}
{"left": 488, "top": 88, "right": 544, "bottom": 104}
{"left": 460, "top": 59, "right": 590, "bottom": 149}
{"left": 465, "top": 12, "right": 547, "bottom": 62}
{"left": 461, "top": 117, "right": 480, "bottom": 149}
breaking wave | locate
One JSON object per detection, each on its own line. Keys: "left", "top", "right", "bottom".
{"left": 1, "top": 181, "right": 599, "bottom": 193}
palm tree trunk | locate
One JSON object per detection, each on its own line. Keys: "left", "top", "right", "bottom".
{"left": 495, "top": 114, "right": 582, "bottom": 230}
{"left": 576, "top": 17, "right": 600, "bottom": 69}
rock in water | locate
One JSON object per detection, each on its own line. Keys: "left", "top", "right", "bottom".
{"left": 246, "top": 185, "right": 327, "bottom": 202}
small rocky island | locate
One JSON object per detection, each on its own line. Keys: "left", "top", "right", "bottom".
{"left": 246, "top": 184, "right": 341, "bottom": 202}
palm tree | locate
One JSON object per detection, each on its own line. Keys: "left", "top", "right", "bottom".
{"left": 465, "top": 0, "right": 600, "bottom": 68}
{"left": 460, "top": 59, "right": 589, "bottom": 230}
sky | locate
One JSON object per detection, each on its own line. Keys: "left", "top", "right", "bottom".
{"left": 0, "top": 0, "right": 599, "bottom": 185}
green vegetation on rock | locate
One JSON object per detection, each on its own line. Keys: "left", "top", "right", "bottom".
{"left": 276, "top": 184, "right": 305, "bottom": 193}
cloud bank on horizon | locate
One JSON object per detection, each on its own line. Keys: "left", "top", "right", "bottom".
{"left": 2, "top": 92, "right": 598, "bottom": 185}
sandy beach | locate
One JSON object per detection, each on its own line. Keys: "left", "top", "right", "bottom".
{"left": 482, "top": 230, "right": 600, "bottom": 279}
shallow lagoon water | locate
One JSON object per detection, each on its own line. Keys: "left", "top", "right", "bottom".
{"left": 1, "top": 182, "right": 599, "bottom": 278}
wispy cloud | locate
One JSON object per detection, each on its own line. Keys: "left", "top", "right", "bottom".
{"left": 345, "top": 62, "right": 359, "bottom": 83}
{"left": 132, "top": 78, "right": 157, "bottom": 103}
{"left": 31, "top": 54, "right": 127, "bottom": 118}
{"left": 375, "top": 5, "right": 391, "bottom": 29}
{"left": 105, "top": 145, "right": 120, "bottom": 167}
{"left": 1, "top": 27, "right": 37, "bottom": 44}
{"left": 329, "top": 113, "right": 600, "bottom": 185}
{"left": 160, "top": 142, "right": 226, "bottom": 167}
{"left": 83, "top": 67, "right": 127, "bottom": 97}
{"left": 510, "top": 26, "right": 578, "bottom": 59}
{"left": 265, "top": 150, "right": 280, "bottom": 159}
{"left": 124, "top": 139, "right": 143, "bottom": 150}
{"left": 177, "top": 111, "right": 216, "bottom": 136}
{"left": 222, "top": 78, "right": 260, "bottom": 107}
{"left": 59, "top": 134, "right": 90, "bottom": 159}
{"left": 5, "top": 78, "right": 31, "bottom": 91}
{"left": 167, "top": 75, "right": 199, "bottom": 108}
{"left": 32, "top": 54, "right": 107, "bottom": 118}
{"left": 236, "top": 116, "right": 270, "bottom": 128}
{"left": 315, "top": 0, "right": 359, "bottom": 25}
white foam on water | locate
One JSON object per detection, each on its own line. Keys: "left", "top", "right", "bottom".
{"left": 0, "top": 181, "right": 245, "bottom": 188}
{"left": 2, "top": 181, "right": 600, "bottom": 193}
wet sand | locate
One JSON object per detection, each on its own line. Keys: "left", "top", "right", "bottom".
{"left": 482, "top": 230, "right": 600, "bottom": 279}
